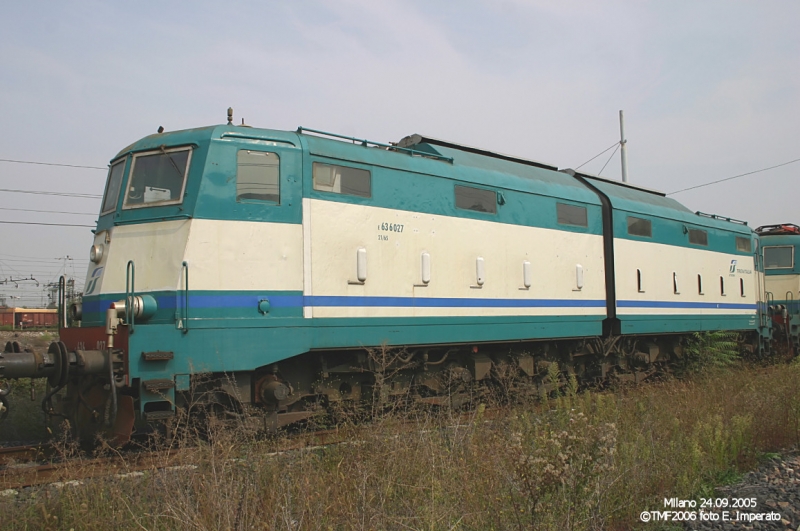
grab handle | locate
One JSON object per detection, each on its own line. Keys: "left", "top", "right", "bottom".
{"left": 180, "top": 261, "right": 189, "bottom": 333}
{"left": 126, "top": 260, "right": 135, "bottom": 334}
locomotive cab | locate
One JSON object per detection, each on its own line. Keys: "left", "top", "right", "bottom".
{"left": 3, "top": 123, "right": 308, "bottom": 440}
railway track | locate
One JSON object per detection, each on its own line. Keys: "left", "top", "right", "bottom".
{"left": 0, "top": 449, "right": 189, "bottom": 491}
{"left": 0, "top": 427, "right": 345, "bottom": 491}
{"left": 0, "top": 443, "right": 51, "bottom": 467}
{"left": 0, "top": 404, "right": 497, "bottom": 492}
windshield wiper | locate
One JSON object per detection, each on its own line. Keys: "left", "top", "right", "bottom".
{"left": 160, "top": 145, "right": 185, "bottom": 178}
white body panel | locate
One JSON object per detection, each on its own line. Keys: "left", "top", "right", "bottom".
{"left": 86, "top": 220, "right": 192, "bottom": 295}
{"left": 86, "top": 220, "right": 303, "bottom": 294}
{"left": 183, "top": 220, "right": 303, "bottom": 291}
{"left": 304, "top": 198, "right": 606, "bottom": 318}
{"left": 614, "top": 238, "right": 757, "bottom": 315}
{"left": 82, "top": 204, "right": 759, "bottom": 324}
{"left": 764, "top": 274, "right": 800, "bottom": 301}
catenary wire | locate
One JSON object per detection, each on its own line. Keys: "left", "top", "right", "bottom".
{"left": 667, "top": 157, "right": 800, "bottom": 195}
{"left": 575, "top": 141, "right": 619, "bottom": 170}
{"left": 0, "top": 257, "right": 89, "bottom": 263}
{"left": 0, "top": 158, "right": 107, "bottom": 170}
{"left": 0, "top": 252, "right": 89, "bottom": 261}
{"left": 0, "top": 220, "right": 95, "bottom": 228}
{"left": 0, "top": 207, "right": 96, "bottom": 216}
{"left": 597, "top": 143, "right": 621, "bottom": 177}
{"left": 0, "top": 188, "right": 101, "bottom": 199}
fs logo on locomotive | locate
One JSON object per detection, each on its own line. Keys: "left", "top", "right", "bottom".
{"left": 85, "top": 267, "right": 103, "bottom": 295}
{"left": 730, "top": 259, "right": 753, "bottom": 275}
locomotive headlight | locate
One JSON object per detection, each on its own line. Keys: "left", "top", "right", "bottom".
{"left": 90, "top": 244, "right": 105, "bottom": 263}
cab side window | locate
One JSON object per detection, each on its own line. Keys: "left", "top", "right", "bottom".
{"left": 237, "top": 150, "right": 280, "bottom": 203}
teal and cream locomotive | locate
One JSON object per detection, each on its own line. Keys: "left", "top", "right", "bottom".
{"left": 0, "top": 111, "right": 774, "bottom": 440}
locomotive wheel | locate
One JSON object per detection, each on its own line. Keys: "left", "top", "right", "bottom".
{"left": 3, "top": 341, "right": 21, "bottom": 354}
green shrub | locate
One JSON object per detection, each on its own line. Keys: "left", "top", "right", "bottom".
{"left": 681, "top": 331, "right": 740, "bottom": 373}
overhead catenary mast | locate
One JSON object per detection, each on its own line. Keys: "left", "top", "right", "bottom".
{"left": 619, "top": 110, "right": 628, "bottom": 183}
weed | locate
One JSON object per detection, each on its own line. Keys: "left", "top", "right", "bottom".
{"left": 681, "top": 331, "right": 740, "bottom": 374}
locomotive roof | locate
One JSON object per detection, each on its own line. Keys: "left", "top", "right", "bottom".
{"left": 109, "top": 124, "right": 752, "bottom": 236}
{"left": 303, "top": 129, "right": 601, "bottom": 204}
{"left": 398, "top": 133, "right": 750, "bottom": 234}
{"left": 395, "top": 133, "right": 590, "bottom": 191}
{"left": 111, "top": 124, "right": 230, "bottom": 160}
{"left": 576, "top": 171, "right": 752, "bottom": 235}
{"left": 397, "top": 134, "right": 558, "bottom": 172}
{"left": 756, "top": 227, "right": 800, "bottom": 247}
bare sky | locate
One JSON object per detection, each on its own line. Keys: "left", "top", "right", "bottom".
{"left": 1, "top": 1, "right": 798, "bottom": 306}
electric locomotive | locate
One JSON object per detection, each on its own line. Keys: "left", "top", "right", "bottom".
{"left": 756, "top": 224, "right": 800, "bottom": 355}
{"left": 0, "top": 112, "right": 771, "bottom": 440}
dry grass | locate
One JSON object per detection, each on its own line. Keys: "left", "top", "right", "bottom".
{"left": 2, "top": 361, "right": 799, "bottom": 530}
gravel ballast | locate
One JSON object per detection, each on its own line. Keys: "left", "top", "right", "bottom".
{"left": 683, "top": 453, "right": 799, "bottom": 531}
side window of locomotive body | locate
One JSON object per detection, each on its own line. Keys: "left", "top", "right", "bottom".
{"left": 736, "top": 236, "right": 752, "bottom": 253}
{"left": 455, "top": 185, "right": 497, "bottom": 214}
{"left": 237, "top": 150, "right": 280, "bottom": 203}
{"left": 763, "top": 246, "right": 794, "bottom": 269}
{"left": 688, "top": 228, "right": 708, "bottom": 246}
{"left": 313, "top": 162, "right": 371, "bottom": 198}
{"left": 123, "top": 147, "right": 191, "bottom": 209}
{"left": 627, "top": 216, "right": 652, "bottom": 237}
{"left": 557, "top": 203, "right": 588, "bottom": 227}
{"left": 101, "top": 159, "right": 126, "bottom": 214}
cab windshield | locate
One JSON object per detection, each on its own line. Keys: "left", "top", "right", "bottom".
{"left": 123, "top": 147, "right": 191, "bottom": 209}
{"left": 763, "top": 246, "right": 794, "bottom": 269}
{"left": 100, "top": 159, "right": 126, "bottom": 214}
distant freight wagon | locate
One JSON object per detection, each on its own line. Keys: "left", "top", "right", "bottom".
{"left": 0, "top": 307, "right": 58, "bottom": 329}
